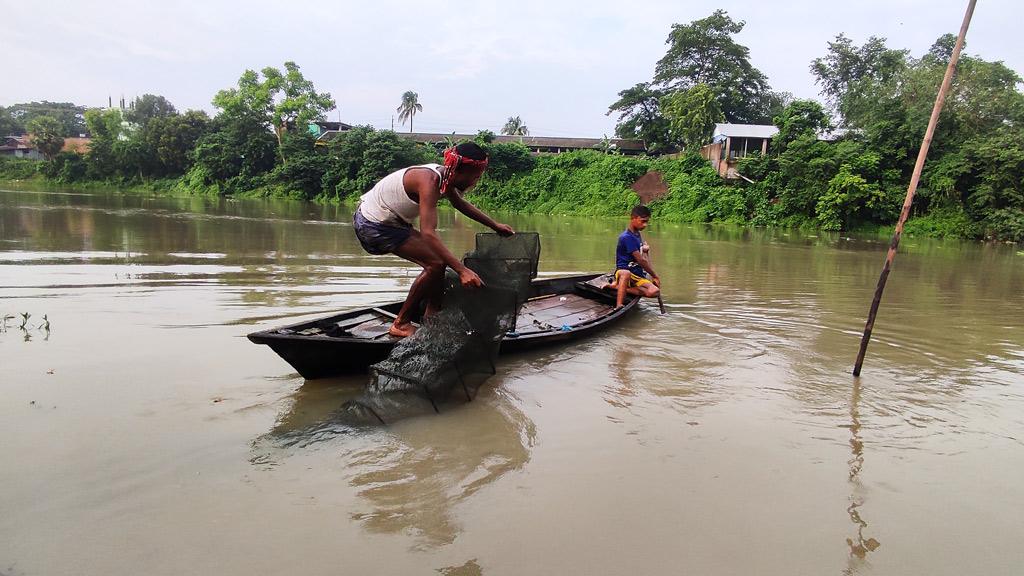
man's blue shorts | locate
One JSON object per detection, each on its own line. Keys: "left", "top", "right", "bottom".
{"left": 353, "top": 206, "right": 413, "bottom": 255}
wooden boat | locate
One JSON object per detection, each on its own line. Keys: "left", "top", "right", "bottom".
{"left": 247, "top": 273, "right": 640, "bottom": 379}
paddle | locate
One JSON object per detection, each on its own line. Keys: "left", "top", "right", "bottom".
{"left": 645, "top": 245, "right": 666, "bottom": 315}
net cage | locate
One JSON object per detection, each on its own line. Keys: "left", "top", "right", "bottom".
{"left": 343, "top": 233, "right": 541, "bottom": 424}
{"left": 463, "top": 232, "right": 540, "bottom": 317}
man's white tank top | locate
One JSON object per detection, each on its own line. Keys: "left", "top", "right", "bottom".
{"left": 358, "top": 164, "right": 444, "bottom": 226}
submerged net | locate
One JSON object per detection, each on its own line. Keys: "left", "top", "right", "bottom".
{"left": 342, "top": 233, "right": 541, "bottom": 424}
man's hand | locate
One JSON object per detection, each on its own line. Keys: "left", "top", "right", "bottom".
{"left": 652, "top": 276, "right": 661, "bottom": 288}
{"left": 459, "top": 267, "right": 484, "bottom": 288}
{"left": 493, "top": 223, "right": 515, "bottom": 237}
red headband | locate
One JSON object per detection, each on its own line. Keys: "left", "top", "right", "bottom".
{"left": 440, "top": 146, "right": 489, "bottom": 195}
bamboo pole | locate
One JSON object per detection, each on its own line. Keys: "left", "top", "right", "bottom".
{"left": 853, "top": 0, "right": 978, "bottom": 376}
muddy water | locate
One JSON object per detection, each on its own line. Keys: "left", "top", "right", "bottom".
{"left": 1, "top": 187, "right": 1022, "bottom": 575}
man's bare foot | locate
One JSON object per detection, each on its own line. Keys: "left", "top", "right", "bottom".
{"left": 388, "top": 321, "right": 417, "bottom": 338}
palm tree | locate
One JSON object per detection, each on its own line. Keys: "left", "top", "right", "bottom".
{"left": 396, "top": 91, "right": 423, "bottom": 133}
{"left": 501, "top": 116, "right": 529, "bottom": 136}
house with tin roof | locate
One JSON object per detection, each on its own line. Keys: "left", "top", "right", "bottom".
{"left": 699, "top": 123, "right": 779, "bottom": 179}
{"left": 312, "top": 124, "right": 646, "bottom": 155}
{"left": 398, "top": 132, "right": 647, "bottom": 155}
{"left": 0, "top": 136, "right": 43, "bottom": 160}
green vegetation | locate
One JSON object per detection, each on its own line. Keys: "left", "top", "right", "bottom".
{"left": 2, "top": 12, "right": 1022, "bottom": 243}
{"left": 608, "top": 10, "right": 788, "bottom": 153}
{"left": 471, "top": 146, "right": 748, "bottom": 224}
{"left": 0, "top": 311, "right": 50, "bottom": 339}
{"left": 606, "top": 14, "right": 1024, "bottom": 242}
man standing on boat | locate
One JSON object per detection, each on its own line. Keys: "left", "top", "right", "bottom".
{"left": 353, "top": 142, "right": 514, "bottom": 337}
{"left": 611, "top": 205, "right": 661, "bottom": 308}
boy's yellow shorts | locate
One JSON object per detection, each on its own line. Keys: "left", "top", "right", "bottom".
{"left": 615, "top": 270, "right": 652, "bottom": 287}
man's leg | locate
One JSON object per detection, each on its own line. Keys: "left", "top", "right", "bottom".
{"left": 389, "top": 230, "right": 446, "bottom": 337}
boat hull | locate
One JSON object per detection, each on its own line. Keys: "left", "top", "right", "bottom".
{"left": 247, "top": 273, "right": 640, "bottom": 379}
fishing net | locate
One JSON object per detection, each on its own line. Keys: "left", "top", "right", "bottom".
{"left": 342, "top": 233, "right": 541, "bottom": 424}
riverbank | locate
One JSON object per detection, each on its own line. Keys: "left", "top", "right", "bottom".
{"left": 2, "top": 159, "right": 998, "bottom": 245}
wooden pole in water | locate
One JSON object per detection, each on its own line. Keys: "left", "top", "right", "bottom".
{"left": 853, "top": 0, "right": 977, "bottom": 377}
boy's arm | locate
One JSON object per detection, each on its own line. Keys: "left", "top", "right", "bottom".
{"left": 631, "top": 250, "right": 660, "bottom": 286}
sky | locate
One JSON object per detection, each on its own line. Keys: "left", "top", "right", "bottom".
{"left": 2, "top": 0, "right": 1021, "bottom": 138}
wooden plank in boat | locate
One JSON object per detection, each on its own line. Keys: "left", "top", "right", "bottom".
{"left": 524, "top": 297, "right": 606, "bottom": 319}
{"left": 521, "top": 299, "right": 603, "bottom": 320}
{"left": 347, "top": 318, "right": 392, "bottom": 340}
{"left": 521, "top": 293, "right": 596, "bottom": 314}
{"left": 523, "top": 305, "right": 609, "bottom": 329}
{"left": 330, "top": 312, "right": 379, "bottom": 330}
{"left": 519, "top": 300, "right": 611, "bottom": 332}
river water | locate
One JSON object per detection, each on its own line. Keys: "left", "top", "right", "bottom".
{"left": 1, "top": 186, "right": 1022, "bottom": 575}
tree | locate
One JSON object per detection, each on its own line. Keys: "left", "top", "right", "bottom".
{"left": 607, "top": 82, "right": 671, "bottom": 153}
{"left": 654, "top": 10, "right": 772, "bottom": 123}
{"left": 212, "top": 62, "right": 334, "bottom": 166}
{"left": 0, "top": 106, "right": 21, "bottom": 136}
{"left": 319, "top": 126, "right": 435, "bottom": 199}
{"left": 26, "top": 116, "right": 65, "bottom": 160}
{"left": 501, "top": 116, "right": 529, "bottom": 136}
{"left": 926, "top": 33, "right": 959, "bottom": 63}
{"left": 141, "top": 110, "right": 210, "bottom": 176}
{"left": 481, "top": 141, "right": 535, "bottom": 179}
{"left": 187, "top": 115, "right": 276, "bottom": 188}
{"left": 660, "top": 84, "right": 724, "bottom": 152}
{"left": 593, "top": 134, "right": 617, "bottom": 154}
{"left": 396, "top": 91, "right": 422, "bottom": 133}
{"left": 772, "top": 99, "right": 831, "bottom": 153}
{"left": 83, "top": 108, "right": 125, "bottom": 179}
{"left": 264, "top": 62, "right": 334, "bottom": 164}
{"left": 124, "top": 94, "right": 177, "bottom": 126}
{"left": 6, "top": 102, "right": 87, "bottom": 136}
{"left": 810, "top": 34, "right": 908, "bottom": 125}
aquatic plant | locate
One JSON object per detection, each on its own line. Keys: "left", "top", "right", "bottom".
{"left": 1, "top": 312, "right": 51, "bottom": 336}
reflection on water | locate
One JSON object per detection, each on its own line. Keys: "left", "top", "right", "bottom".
{"left": 255, "top": 380, "right": 534, "bottom": 549}
{"left": 2, "top": 187, "right": 1023, "bottom": 575}
{"left": 844, "top": 379, "right": 880, "bottom": 574}
{"left": 346, "top": 392, "right": 534, "bottom": 550}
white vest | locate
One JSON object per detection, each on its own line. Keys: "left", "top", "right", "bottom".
{"left": 358, "top": 164, "right": 444, "bottom": 225}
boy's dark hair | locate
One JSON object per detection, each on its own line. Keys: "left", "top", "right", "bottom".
{"left": 455, "top": 141, "right": 488, "bottom": 161}
{"left": 631, "top": 204, "right": 652, "bottom": 218}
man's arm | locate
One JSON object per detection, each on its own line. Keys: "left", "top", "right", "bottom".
{"left": 407, "top": 170, "right": 483, "bottom": 287}
{"left": 446, "top": 189, "right": 514, "bottom": 236}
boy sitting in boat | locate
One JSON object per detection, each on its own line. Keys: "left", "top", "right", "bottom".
{"left": 353, "top": 142, "right": 515, "bottom": 337}
{"left": 609, "top": 205, "right": 661, "bottom": 308}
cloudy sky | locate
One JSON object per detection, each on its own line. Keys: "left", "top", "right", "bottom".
{"left": 2, "top": 0, "right": 1020, "bottom": 137}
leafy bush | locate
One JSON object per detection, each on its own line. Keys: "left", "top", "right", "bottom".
{"left": 982, "top": 208, "right": 1024, "bottom": 243}
{"left": 318, "top": 127, "right": 436, "bottom": 201}
{"left": 903, "top": 205, "right": 980, "bottom": 239}
{"left": 816, "top": 165, "right": 885, "bottom": 230}
{"left": 40, "top": 152, "right": 87, "bottom": 182}
{"left": 0, "top": 157, "right": 41, "bottom": 180}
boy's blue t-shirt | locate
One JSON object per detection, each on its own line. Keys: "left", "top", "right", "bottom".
{"left": 616, "top": 229, "right": 646, "bottom": 277}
